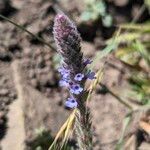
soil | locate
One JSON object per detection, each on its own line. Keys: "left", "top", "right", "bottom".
{"left": 0, "top": 0, "right": 149, "bottom": 150}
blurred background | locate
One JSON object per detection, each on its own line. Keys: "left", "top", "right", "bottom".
{"left": 0, "top": 0, "right": 150, "bottom": 150}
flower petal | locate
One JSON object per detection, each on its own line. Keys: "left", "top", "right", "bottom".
{"left": 65, "top": 98, "right": 78, "bottom": 108}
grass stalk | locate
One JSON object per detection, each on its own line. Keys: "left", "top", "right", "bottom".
{"left": 0, "top": 14, "right": 55, "bottom": 51}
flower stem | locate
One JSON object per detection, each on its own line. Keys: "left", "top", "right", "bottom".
{"left": 75, "top": 100, "right": 93, "bottom": 150}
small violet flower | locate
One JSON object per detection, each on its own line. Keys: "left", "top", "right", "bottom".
{"left": 54, "top": 14, "right": 95, "bottom": 109}
{"left": 87, "top": 71, "right": 96, "bottom": 80}
{"left": 58, "top": 67, "right": 65, "bottom": 74}
{"left": 58, "top": 67, "right": 70, "bottom": 79}
{"left": 65, "top": 98, "right": 78, "bottom": 108}
{"left": 74, "top": 73, "right": 84, "bottom": 81}
{"left": 70, "top": 84, "right": 83, "bottom": 95}
{"left": 59, "top": 79, "right": 69, "bottom": 87}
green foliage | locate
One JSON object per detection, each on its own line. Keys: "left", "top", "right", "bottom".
{"left": 113, "top": 23, "right": 150, "bottom": 106}
{"left": 102, "top": 14, "right": 113, "bottom": 27}
{"left": 145, "top": 0, "right": 150, "bottom": 12}
{"left": 133, "top": 40, "right": 150, "bottom": 66}
{"left": 80, "top": 0, "right": 113, "bottom": 27}
{"left": 129, "top": 73, "right": 150, "bottom": 105}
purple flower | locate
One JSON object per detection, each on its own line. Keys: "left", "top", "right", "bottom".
{"left": 83, "top": 58, "right": 92, "bottom": 65}
{"left": 59, "top": 79, "right": 69, "bottom": 87}
{"left": 54, "top": 14, "right": 86, "bottom": 107}
{"left": 87, "top": 71, "right": 96, "bottom": 80}
{"left": 58, "top": 67, "right": 65, "bottom": 74}
{"left": 54, "top": 14, "right": 93, "bottom": 147}
{"left": 58, "top": 67, "right": 70, "bottom": 78}
{"left": 74, "top": 73, "right": 84, "bottom": 81}
{"left": 53, "top": 14, "right": 84, "bottom": 75}
{"left": 65, "top": 98, "right": 78, "bottom": 108}
{"left": 58, "top": 67, "right": 69, "bottom": 75}
{"left": 70, "top": 84, "right": 83, "bottom": 95}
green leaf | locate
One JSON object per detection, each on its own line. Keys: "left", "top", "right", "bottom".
{"left": 133, "top": 40, "right": 150, "bottom": 65}
{"left": 107, "top": 33, "right": 141, "bottom": 44}
{"left": 145, "top": 0, "right": 150, "bottom": 12}
{"left": 80, "top": 11, "right": 93, "bottom": 21}
{"left": 115, "top": 47, "right": 140, "bottom": 66}
{"left": 119, "top": 23, "right": 150, "bottom": 32}
{"left": 93, "top": 1, "right": 106, "bottom": 16}
{"left": 102, "top": 14, "right": 113, "bottom": 27}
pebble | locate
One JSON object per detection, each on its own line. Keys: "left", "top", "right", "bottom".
{"left": 9, "top": 92, "right": 17, "bottom": 99}
{"left": 113, "top": 0, "right": 128, "bottom": 7}
{"left": 0, "top": 89, "right": 9, "bottom": 96}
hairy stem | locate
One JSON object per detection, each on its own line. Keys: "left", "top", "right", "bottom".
{"left": 75, "top": 101, "right": 93, "bottom": 150}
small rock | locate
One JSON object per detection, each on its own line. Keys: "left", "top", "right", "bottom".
{"left": 113, "top": 0, "right": 128, "bottom": 7}
{"left": 0, "top": 89, "right": 9, "bottom": 96}
{"left": 9, "top": 92, "right": 17, "bottom": 99}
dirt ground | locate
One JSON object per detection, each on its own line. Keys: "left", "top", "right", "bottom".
{"left": 0, "top": 0, "right": 149, "bottom": 150}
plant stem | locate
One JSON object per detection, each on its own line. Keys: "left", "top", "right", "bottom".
{"left": 75, "top": 100, "right": 93, "bottom": 150}
{"left": 0, "top": 14, "right": 55, "bottom": 51}
{"left": 100, "top": 83, "right": 133, "bottom": 110}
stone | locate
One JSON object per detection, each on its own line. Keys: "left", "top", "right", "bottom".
{"left": 0, "top": 89, "right": 9, "bottom": 96}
